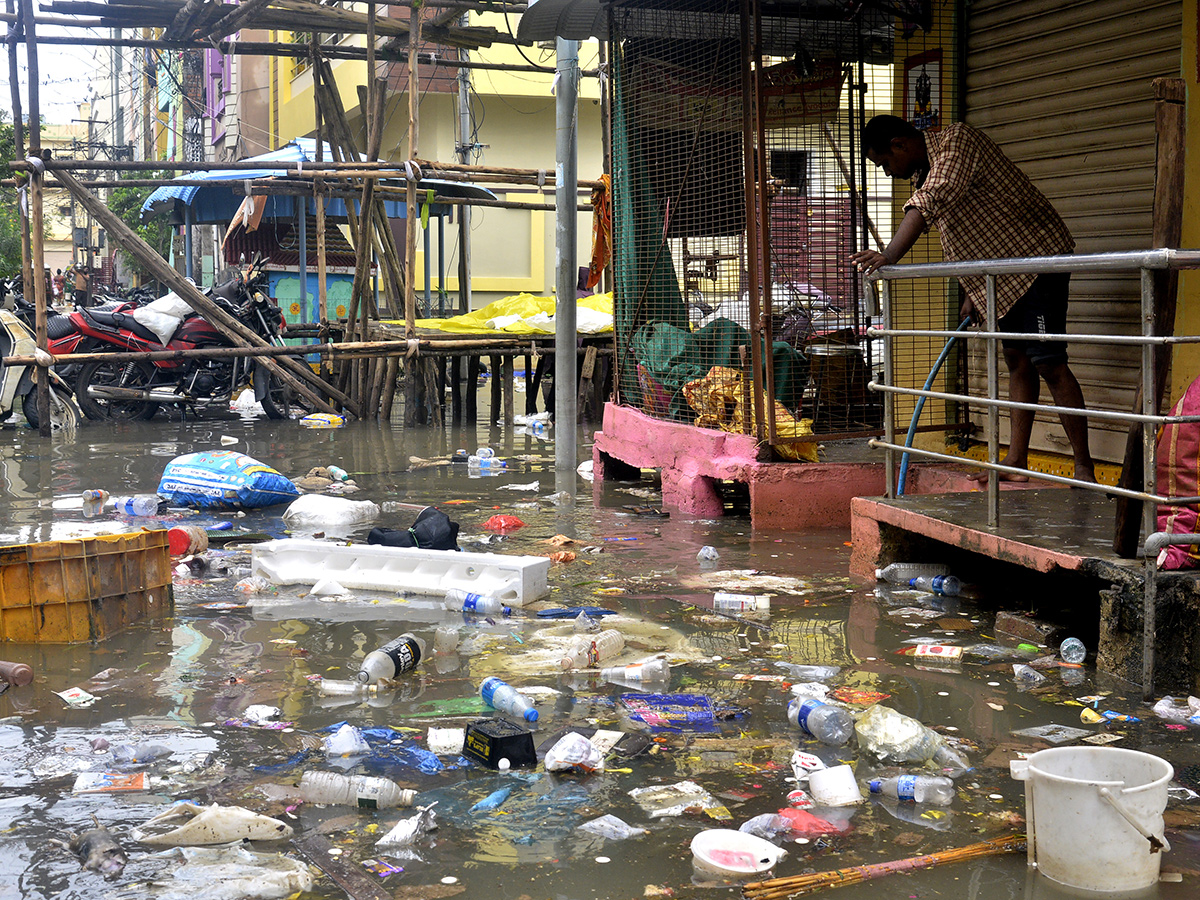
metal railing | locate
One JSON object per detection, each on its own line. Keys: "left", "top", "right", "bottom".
{"left": 865, "top": 248, "right": 1200, "bottom": 696}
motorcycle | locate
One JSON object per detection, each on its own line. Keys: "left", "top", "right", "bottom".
{"left": 0, "top": 307, "right": 82, "bottom": 431}
{"left": 12, "top": 294, "right": 120, "bottom": 391}
{"left": 73, "top": 259, "right": 315, "bottom": 421}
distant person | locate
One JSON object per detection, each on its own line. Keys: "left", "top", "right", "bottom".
{"left": 72, "top": 265, "right": 89, "bottom": 306}
{"left": 51, "top": 268, "right": 65, "bottom": 301}
{"left": 850, "top": 115, "right": 1094, "bottom": 484}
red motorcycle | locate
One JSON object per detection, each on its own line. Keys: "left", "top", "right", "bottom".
{"left": 72, "top": 260, "right": 313, "bottom": 421}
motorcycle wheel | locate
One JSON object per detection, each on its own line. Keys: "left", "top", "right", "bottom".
{"left": 259, "top": 372, "right": 318, "bottom": 420}
{"left": 76, "top": 359, "right": 160, "bottom": 421}
{"left": 23, "top": 383, "right": 82, "bottom": 432}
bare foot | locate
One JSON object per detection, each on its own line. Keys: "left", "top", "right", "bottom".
{"left": 967, "top": 468, "right": 1028, "bottom": 484}
{"left": 1072, "top": 464, "right": 1096, "bottom": 486}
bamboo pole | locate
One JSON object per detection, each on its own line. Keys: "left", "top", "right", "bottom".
{"left": 52, "top": 167, "right": 355, "bottom": 417}
{"left": 20, "top": 0, "right": 48, "bottom": 434}
{"left": 6, "top": 0, "right": 31, "bottom": 330}
{"left": 404, "top": 3, "right": 421, "bottom": 339}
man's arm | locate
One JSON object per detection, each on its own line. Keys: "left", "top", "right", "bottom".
{"left": 851, "top": 207, "right": 927, "bottom": 274}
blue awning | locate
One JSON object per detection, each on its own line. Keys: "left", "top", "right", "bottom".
{"left": 141, "top": 139, "right": 496, "bottom": 225}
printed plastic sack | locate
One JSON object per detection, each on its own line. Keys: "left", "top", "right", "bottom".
{"left": 158, "top": 450, "right": 298, "bottom": 509}
{"left": 1156, "top": 374, "right": 1200, "bottom": 569}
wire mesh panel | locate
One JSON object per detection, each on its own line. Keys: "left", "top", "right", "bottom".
{"left": 610, "top": 0, "right": 897, "bottom": 455}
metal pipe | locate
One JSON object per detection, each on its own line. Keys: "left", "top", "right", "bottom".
{"left": 864, "top": 248, "right": 1200, "bottom": 279}
{"left": 1140, "top": 267, "right": 1157, "bottom": 698}
{"left": 554, "top": 37, "right": 579, "bottom": 474}
{"left": 868, "top": 327, "right": 1200, "bottom": 346}
{"left": 985, "top": 273, "right": 999, "bottom": 528}
{"left": 880, "top": 279, "right": 895, "bottom": 498}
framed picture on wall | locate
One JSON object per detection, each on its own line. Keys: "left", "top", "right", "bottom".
{"left": 904, "top": 49, "right": 942, "bottom": 132}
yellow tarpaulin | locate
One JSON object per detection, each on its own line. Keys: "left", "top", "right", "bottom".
{"left": 412, "top": 292, "right": 613, "bottom": 335}
{"left": 683, "top": 365, "right": 820, "bottom": 463}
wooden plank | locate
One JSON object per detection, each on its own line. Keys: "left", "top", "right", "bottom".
{"left": 291, "top": 832, "right": 392, "bottom": 900}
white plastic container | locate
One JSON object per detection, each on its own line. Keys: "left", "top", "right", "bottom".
{"left": 690, "top": 829, "right": 787, "bottom": 878}
{"left": 807, "top": 764, "right": 863, "bottom": 807}
{"left": 250, "top": 539, "right": 550, "bottom": 605}
{"left": 1010, "top": 746, "right": 1172, "bottom": 892}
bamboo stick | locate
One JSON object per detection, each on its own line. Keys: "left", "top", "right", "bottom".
{"left": 21, "top": 0, "right": 49, "bottom": 434}
{"left": 6, "top": 0, "right": 31, "bottom": 336}
{"left": 740, "top": 835, "right": 1026, "bottom": 900}
{"left": 404, "top": 2, "right": 420, "bottom": 339}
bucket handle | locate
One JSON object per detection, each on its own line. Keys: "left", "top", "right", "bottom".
{"left": 1097, "top": 787, "right": 1170, "bottom": 854}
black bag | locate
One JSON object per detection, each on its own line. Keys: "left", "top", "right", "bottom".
{"left": 367, "top": 506, "right": 459, "bottom": 551}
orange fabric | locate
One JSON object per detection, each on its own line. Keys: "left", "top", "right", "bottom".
{"left": 586, "top": 174, "right": 611, "bottom": 289}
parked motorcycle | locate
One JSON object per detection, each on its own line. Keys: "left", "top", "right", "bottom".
{"left": 0, "top": 307, "right": 82, "bottom": 430}
{"left": 12, "top": 294, "right": 119, "bottom": 391}
{"left": 73, "top": 260, "right": 314, "bottom": 421}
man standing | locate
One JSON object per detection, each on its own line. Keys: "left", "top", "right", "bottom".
{"left": 851, "top": 115, "right": 1094, "bottom": 483}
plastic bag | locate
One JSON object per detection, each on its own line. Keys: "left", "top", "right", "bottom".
{"left": 482, "top": 514, "right": 526, "bottom": 533}
{"left": 544, "top": 732, "right": 604, "bottom": 773}
{"left": 283, "top": 494, "right": 380, "bottom": 527}
{"left": 159, "top": 450, "right": 299, "bottom": 510}
{"left": 132, "top": 292, "right": 193, "bottom": 344}
{"left": 324, "top": 723, "right": 371, "bottom": 758}
{"left": 577, "top": 814, "right": 647, "bottom": 840}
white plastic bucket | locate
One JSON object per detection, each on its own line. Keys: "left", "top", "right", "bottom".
{"left": 1010, "top": 746, "right": 1172, "bottom": 892}
{"left": 690, "top": 829, "right": 786, "bottom": 878}
{"left": 808, "top": 764, "right": 863, "bottom": 807}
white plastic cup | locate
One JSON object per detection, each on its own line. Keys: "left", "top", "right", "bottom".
{"left": 807, "top": 764, "right": 863, "bottom": 807}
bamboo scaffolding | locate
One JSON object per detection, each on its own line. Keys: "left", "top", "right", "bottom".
{"left": 740, "top": 835, "right": 1027, "bottom": 900}
{"left": 21, "top": 0, "right": 49, "bottom": 434}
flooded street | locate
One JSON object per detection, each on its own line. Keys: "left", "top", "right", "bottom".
{"left": 0, "top": 406, "right": 1197, "bottom": 900}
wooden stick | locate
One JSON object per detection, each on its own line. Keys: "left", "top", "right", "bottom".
{"left": 741, "top": 835, "right": 1026, "bottom": 900}
{"left": 21, "top": 0, "right": 49, "bottom": 434}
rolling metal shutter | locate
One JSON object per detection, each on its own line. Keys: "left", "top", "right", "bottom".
{"left": 964, "top": 0, "right": 1182, "bottom": 463}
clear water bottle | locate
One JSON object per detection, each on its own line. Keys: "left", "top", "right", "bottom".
{"left": 298, "top": 771, "right": 416, "bottom": 809}
{"left": 444, "top": 589, "right": 511, "bottom": 617}
{"left": 908, "top": 574, "right": 961, "bottom": 596}
{"left": 530, "top": 420, "right": 551, "bottom": 438}
{"left": 1059, "top": 637, "right": 1086, "bottom": 664}
{"left": 327, "top": 465, "right": 350, "bottom": 482}
{"left": 876, "top": 563, "right": 950, "bottom": 585}
{"left": 480, "top": 676, "right": 538, "bottom": 722}
{"left": 112, "top": 495, "right": 158, "bottom": 516}
{"left": 600, "top": 657, "right": 670, "bottom": 684}
{"left": 697, "top": 545, "right": 720, "bottom": 563}
{"left": 356, "top": 633, "right": 425, "bottom": 683}
{"left": 560, "top": 629, "right": 625, "bottom": 669}
{"left": 467, "top": 455, "right": 507, "bottom": 470}
{"left": 774, "top": 662, "right": 842, "bottom": 681}
{"left": 868, "top": 774, "right": 955, "bottom": 806}
{"left": 474, "top": 447, "right": 495, "bottom": 459}
{"left": 786, "top": 698, "right": 855, "bottom": 746}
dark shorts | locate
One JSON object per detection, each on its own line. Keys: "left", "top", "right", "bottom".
{"left": 997, "top": 272, "right": 1070, "bottom": 367}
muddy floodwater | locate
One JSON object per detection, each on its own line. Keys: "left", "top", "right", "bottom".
{"left": 0, "top": 408, "right": 1197, "bottom": 900}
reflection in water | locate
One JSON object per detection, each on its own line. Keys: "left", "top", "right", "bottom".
{"left": 0, "top": 414, "right": 1195, "bottom": 899}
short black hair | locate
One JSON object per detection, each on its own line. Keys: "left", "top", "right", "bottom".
{"left": 862, "top": 115, "right": 922, "bottom": 156}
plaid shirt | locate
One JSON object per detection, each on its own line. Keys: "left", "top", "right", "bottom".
{"left": 905, "top": 123, "right": 1074, "bottom": 319}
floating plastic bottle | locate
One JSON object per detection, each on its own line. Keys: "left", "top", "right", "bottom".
{"left": 112, "top": 495, "right": 158, "bottom": 516}
{"left": 773, "top": 662, "right": 842, "bottom": 682}
{"left": 474, "top": 447, "right": 495, "bottom": 459}
{"left": 875, "top": 563, "right": 950, "bottom": 585}
{"left": 111, "top": 743, "right": 173, "bottom": 765}
{"left": 868, "top": 775, "right": 955, "bottom": 806}
{"left": 697, "top": 545, "right": 720, "bottom": 563}
{"left": 298, "top": 771, "right": 416, "bottom": 809}
{"left": 167, "top": 525, "right": 208, "bottom": 557}
{"left": 786, "top": 698, "right": 855, "bottom": 746}
{"left": 356, "top": 633, "right": 425, "bottom": 683}
{"left": 318, "top": 678, "right": 390, "bottom": 697}
{"left": 855, "top": 704, "right": 969, "bottom": 770}
{"left": 530, "top": 420, "right": 552, "bottom": 438}
{"left": 444, "top": 589, "right": 511, "bottom": 617}
{"left": 1059, "top": 637, "right": 1086, "bottom": 664}
{"left": 599, "top": 657, "right": 670, "bottom": 684}
{"left": 560, "top": 629, "right": 625, "bottom": 669}
{"left": 432, "top": 625, "right": 460, "bottom": 654}
{"left": 480, "top": 676, "right": 538, "bottom": 722}
{"left": 326, "top": 465, "right": 350, "bottom": 482}
{"left": 713, "top": 591, "right": 769, "bottom": 612}
{"left": 467, "top": 455, "right": 507, "bottom": 470}
{"left": 908, "top": 574, "right": 962, "bottom": 596}
{"left": 81, "top": 489, "right": 109, "bottom": 503}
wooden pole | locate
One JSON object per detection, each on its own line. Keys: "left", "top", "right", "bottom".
{"left": 52, "top": 167, "right": 355, "bottom": 416}
{"left": 20, "top": 0, "right": 49, "bottom": 434}
{"left": 1113, "top": 77, "right": 1187, "bottom": 556}
{"left": 6, "top": 0, "right": 31, "bottom": 335}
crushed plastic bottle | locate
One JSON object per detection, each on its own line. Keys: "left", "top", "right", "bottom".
{"left": 298, "top": 771, "right": 415, "bottom": 809}
{"left": 1012, "top": 663, "right": 1047, "bottom": 685}
{"left": 599, "top": 657, "right": 670, "bottom": 684}
{"left": 875, "top": 562, "right": 950, "bottom": 585}
{"left": 773, "top": 662, "right": 842, "bottom": 682}
{"left": 1059, "top": 637, "right": 1086, "bottom": 664}
{"left": 480, "top": 676, "right": 538, "bottom": 723}
{"left": 357, "top": 633, "right": 425, "bottom": 683}
{"left": 467, "top": 455, "right": 507, "bottom": 470}
{"left": 444, "top": 589, "right": 511, "bottom": 617}
{"left": 868, "top": 775, "right": 955, "bottom": 806}
{"left": 908, "top": 574, "right": 961, "bottom": 596}
{"left": 854, "top": 704, "right": 969, "bottom": 770}
{"left": 560, "top": 629, "right": 625, "bottom": 669}
{"left": 786, "top": 698, "right": 855, "bottom": 746}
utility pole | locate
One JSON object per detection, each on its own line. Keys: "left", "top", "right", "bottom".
{"left": 455, "top": 11, "right": 472, "bottom": 315}
{"left": 553, "top": 37, "right": 579, "bottom": 475}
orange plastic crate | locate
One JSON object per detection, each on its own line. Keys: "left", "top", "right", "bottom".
{"left": 0, "top": 530, "right": 174, "bottom": 642}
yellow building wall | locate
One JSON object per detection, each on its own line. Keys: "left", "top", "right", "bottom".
{"left": 1173, "top": 0, "right": 1200, "bottom": 403}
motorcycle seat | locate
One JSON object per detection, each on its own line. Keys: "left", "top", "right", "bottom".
{"left": 83, "top": 307, "right": 163, "bottom": 345}
{"left": 46, "top": 314, "right": 76, "bottom": 340}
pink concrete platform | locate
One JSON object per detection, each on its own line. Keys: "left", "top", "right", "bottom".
{"left": 591, "top": 403, "right": 885, "bottom": 527}
{"left": 849, "top": 488, "right": 1137, "bottom": 581}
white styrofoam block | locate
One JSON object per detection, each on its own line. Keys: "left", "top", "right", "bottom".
{"left": 250, "top": 539, "right": 550, "bottom": 606}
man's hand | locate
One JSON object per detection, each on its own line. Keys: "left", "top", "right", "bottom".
{"left": 851, "top": 249, "right": 893, "bottom": 275}
{"left": 959, "top": 296, "right": 976, "bottom": 324}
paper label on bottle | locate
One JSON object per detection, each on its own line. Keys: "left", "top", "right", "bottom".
{"left": 379, "top": 635, "right": 421, "bottom": 674}
{"left": 896, "top": 774, "right": 917, "bottom": 801}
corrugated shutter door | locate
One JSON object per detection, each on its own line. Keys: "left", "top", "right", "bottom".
{"left": 964, "top": 0, "right": 1181, "bottom": 464}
